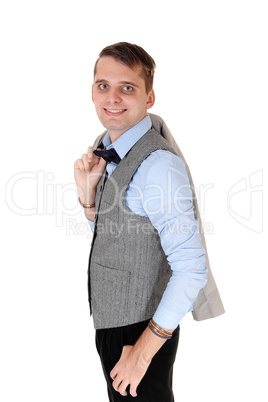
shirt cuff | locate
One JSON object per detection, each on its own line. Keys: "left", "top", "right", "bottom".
{"left": 86, "top": 216, "right": 95, "bottom": 232}
{"left": 153, "top": 302, "right": 192, "bottom": 330}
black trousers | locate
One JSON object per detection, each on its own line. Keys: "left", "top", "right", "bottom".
{"left": 95, "top": 319, "right": 180, "bottom": 402}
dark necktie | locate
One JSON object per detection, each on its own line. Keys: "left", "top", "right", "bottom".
{"left": 93, "top": 147, "right": 121, "bottom": 164}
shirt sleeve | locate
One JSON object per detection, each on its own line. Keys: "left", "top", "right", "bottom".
{"left": 140, "top": 150, "right": 208, "bottom": 330}
{"left": 86, "top": 216, "right": 95, "bottom": 232}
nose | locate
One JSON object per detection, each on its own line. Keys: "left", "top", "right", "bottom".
{"left": 106, "top": 88, "right": 122, "bottom": 104}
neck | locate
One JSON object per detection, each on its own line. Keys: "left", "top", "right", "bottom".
{"left": 108, "top": 130, "right": 126, "bottom": 143}
{"left": 108, "top": 115, "right": 148, "bottom": 143}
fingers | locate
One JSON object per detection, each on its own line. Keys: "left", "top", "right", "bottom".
{"left": 110, "top": 367, "right": 116, "bottom": 381}
{"left": 74, "top": 157, "right": 86, "bottom": 172}
{"left": 81, "top": 153, "right": 90, "bottom": 172}
{"left": 112, "top": 377, "right": 128, "bottom": 397}
{"left": 130, "top": 383, "right": 138, "bottom": 398}
{"left": 87, "top": 146, "right": 94, "bottom": 163}
{"left": 74, "top": 146, "right": 105, "bottom": 173}
{"left": 111, "top": 373, "right": 138, "bottom": 398}
{"left": 110, "top": 368, "right": 127, "bottom": 396}
{"left": 87, "top": 146, "right": 107, "bottom": 170}
{"left": 74, "top": 153, "right": 90, "bottom": 172}
{"left": 110, "top": 345, "right": 139, "bottom": 397}
{"left": 87, "top": 145, "right": 103, "bottom": 161}
{"left": 114, "top": 380, "right": 138, "bottom": 398}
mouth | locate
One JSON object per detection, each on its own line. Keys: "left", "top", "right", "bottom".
{"left": 104, "top": 108, "right": 127, "bottom": 116}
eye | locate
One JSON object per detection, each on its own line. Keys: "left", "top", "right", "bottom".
{"left": 99, "top": 84, "right": 108, "bottom": 90}
{"left": 122, "top": 86, "right": 133, "bottom": 92}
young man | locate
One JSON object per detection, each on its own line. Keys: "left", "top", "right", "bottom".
{"left": 74, "top": 42, "right": 224, "bottom": 401}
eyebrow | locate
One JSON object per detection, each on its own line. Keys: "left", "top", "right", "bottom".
{"left": 94, "top": 79, "right": 139, "bottom": 88}
{"left": 119, "top": 81, "right": 139, "bottom": 88}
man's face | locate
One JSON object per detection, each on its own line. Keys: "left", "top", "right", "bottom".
{"left": 92, "top": 56, "right": 155, "bottom": 141}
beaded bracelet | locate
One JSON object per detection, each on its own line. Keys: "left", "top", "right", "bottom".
{"left": 148, "top": 319, "right": 173, "bottom": 340}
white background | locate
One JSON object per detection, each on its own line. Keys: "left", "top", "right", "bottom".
{"left": 1, "top": 1, "right": 267, "bottom": 401}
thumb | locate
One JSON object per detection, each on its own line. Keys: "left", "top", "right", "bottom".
{"left": 98, "top": 157, "right": 107, "bottom": 167}
{"left": 97, "top": 157, "right": 107, "bottom": 172}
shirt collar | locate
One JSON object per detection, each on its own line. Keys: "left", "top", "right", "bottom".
{"left": 102, "top": 115, "right": 152, "bottom": 160}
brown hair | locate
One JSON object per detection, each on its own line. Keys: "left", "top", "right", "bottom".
{"left": 94, "top": 42, "right": 156, "bottom": 93}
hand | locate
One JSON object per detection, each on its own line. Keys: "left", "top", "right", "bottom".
{"left": 110, "top": 345, "right": 150, "bottom": 397}
{"left": 74, "top": 146, "right": 106, "bottom": 203}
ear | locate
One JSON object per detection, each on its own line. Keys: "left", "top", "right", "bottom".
{"left": 146, "top": 89, "right": 155, "bottom": 110}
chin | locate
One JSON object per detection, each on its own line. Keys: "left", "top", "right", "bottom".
{"left": 100, "top": 118, "right": 127, "bottom": 131}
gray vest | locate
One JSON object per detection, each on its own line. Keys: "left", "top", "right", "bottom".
{"left": 89, "top": 114, "right": 225, "bottom": 329}
{"left": 89, "top": 129, "right": 176, "bottom": 329}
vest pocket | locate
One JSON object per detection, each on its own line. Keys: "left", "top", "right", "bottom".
{"left": 90, "top": 261, "right": 131, "bottom": 328}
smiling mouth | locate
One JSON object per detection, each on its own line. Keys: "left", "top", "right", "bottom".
{"left": 104, "top": 108, "right": 127, "bottom": 115}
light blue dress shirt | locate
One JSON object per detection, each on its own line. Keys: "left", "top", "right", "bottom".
{"left": 88, "top": 115, "right": 208, "bottom": 329}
